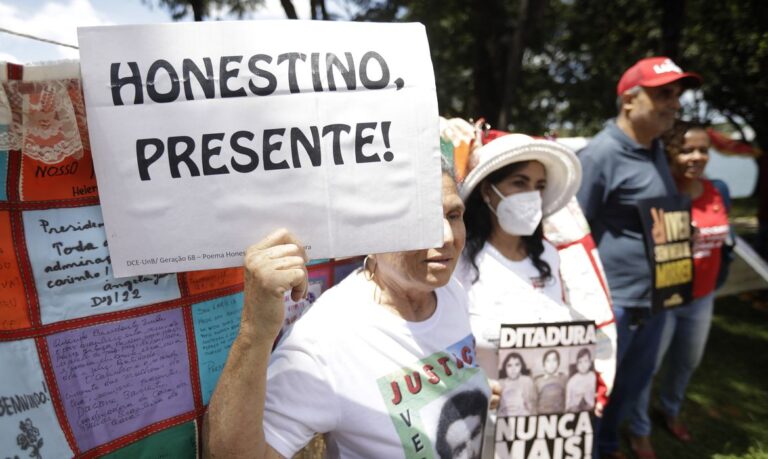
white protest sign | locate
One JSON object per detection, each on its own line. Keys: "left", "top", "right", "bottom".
{"left": 77, "top": 20, "right": 442, "bottom": 277}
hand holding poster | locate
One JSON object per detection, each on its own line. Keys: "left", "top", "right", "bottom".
{"left": 77, "top": 20, "right": 442, "bottom": 277}
{"left": 495, "top": 322, "right": 596, "bottom": 459}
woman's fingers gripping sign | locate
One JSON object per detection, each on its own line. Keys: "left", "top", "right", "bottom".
{"left": 242, "top": 229, "right": 309, "bottom": 337}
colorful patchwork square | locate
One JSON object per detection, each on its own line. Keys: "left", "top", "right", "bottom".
{"left": 192, "top": 293, "right": 243, "bottom": 405}
{"left": 0, "top": 339, "right": 74, "bottom": 458}
{"left": 186, "top": 267, "right": 243, "bottom": 296}
{"left": 22, "top": 205, "right": 181, "bottom": 324}
{"left": 20, "top": 150, "right": 98, "bottom": 201}
{"left": 18, "top": 79, "right": 97, "bottom": 202}
{"left": 101, "top": 421, "right": 197, "bottom": 458}
{"left": 0, "top": 149, "right": 7, "bottom": 201}
{"left": 0, "top": 211, "right": 30, "bottom": 330}
{"left": 47, "top": 309, "right": 195, "bottom": 452}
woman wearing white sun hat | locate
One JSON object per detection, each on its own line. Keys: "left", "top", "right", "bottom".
{"left": 457, "top": 133, "right": 583, "bottom": 366}
{"left": 455, "top": 132, "right": 588, "bottom": 457}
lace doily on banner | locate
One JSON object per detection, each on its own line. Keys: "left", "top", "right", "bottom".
{"left": 0, "top": 79, "right": 88, "bottom": 164}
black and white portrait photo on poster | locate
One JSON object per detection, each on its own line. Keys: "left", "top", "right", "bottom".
{"left": 495, "top": 321, "right": 596, "bottom": 459}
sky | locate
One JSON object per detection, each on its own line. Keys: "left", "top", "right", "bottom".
{"left": 0, "top": 0, "right": 319, "bottom": 64}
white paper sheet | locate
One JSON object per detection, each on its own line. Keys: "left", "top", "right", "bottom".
{"left": 78, "top": 20, "right": 443, "bottom": 277}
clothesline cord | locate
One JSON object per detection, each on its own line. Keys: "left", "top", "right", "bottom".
{"left": 0, "top": 27, "right": 79, "bottom": 49}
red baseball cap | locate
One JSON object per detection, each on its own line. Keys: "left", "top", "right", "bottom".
{"left": 617, "top": 57, "right": 702, "bottom": 95}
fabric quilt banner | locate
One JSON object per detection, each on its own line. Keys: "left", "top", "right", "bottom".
{"left": 0, "top": 61, "right": 361, "bottom": 459}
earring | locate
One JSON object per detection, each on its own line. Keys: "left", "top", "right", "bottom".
{"left": 363, "top": 255, "right": 376, "bottom": 281}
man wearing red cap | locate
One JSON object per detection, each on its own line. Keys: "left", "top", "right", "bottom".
{"left": 576, "top": 57, "right": 701, "bottom": 459}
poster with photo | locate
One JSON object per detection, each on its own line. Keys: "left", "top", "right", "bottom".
{"left": 637, "top": 196, "right": 693, "bottom": 312}
{"left": 495, "top": 321, "right": 596, "bottom": 458}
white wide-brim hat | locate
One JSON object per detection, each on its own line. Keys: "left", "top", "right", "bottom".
{"left": 459, "top": 133, "right": 582, "bottom": 216}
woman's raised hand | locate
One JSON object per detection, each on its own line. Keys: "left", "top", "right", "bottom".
{"left": 241, "top": 229, "right": 309, "bottom": 341}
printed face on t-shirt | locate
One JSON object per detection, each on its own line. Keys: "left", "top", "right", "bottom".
{"left": 444, "top": 414, "right": 483, "bottom": 459}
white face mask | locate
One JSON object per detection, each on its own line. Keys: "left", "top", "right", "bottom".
{"left": 487, "top": 185, "right": 543, "bottom": 236}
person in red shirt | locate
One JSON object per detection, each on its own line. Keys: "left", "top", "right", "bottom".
{"left": 630, "top": 120, "right": 730, "bottom": 453}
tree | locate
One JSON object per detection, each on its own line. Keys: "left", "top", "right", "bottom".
{"left": 544, "top": 0, "right": 667, "bottom": 134}
{"left": 347, "top": 0, "right": 558, "bottom": 132}
{"left": 146, "top": 0, "right": 268, "bottom": 21}
{"left": 310, "top": 0, "right": 330, "bottom": 19}
{"left": 148, "top": 0, "right": 335, "bottom": 20}
{"left": 280, "top": 0, "right": 298, "bottom": 18}
{"left": 147, "top": 0, "right": 335, "bottom": 21}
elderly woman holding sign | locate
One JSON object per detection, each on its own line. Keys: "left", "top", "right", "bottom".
{"left": 203, "top": 159, "right": 494, "bottom": 458}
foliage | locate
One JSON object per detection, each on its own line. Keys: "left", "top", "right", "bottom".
{"left": 348, "top": 0, "right": 559, "bottom": 132}
{"left": 145, "top": 0, "right": 267, "bottom": 21}
{"left": 347, "top": 1, "right": 767, "bottom": 146}
{"left": 682, "top": 0, "right": 768, "bottom": 146}
{"left": 147, "top": 0, "right": 337, "bottom": 21}
{"left": 546, "top": 0, "right": 662, "bottom": 134}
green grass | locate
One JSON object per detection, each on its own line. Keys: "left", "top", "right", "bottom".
{"left": 625, "top": 290, "right": 768, "bottom": 458}
{"left": 730, "top": 197, "right": 759, "bottom": 221}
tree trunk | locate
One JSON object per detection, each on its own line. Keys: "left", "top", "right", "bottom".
{"left": 281, "top": 0, "right": 298, "bottom": 19}
{"left": 191, "top": 0, "right": 205, "bottom": 21}
{"left": 311, "top": 0, "right": 329, "bottom": 20}
{"left": 469, "top": 0, "right": 503, "bottom": 126}
{"left": 497, "top": 0, "right": 528, "bottom": 130}
{"left": 659, "top": 0, "right": 685, "bottom": 59}
{"left": 497, "top": 0, "right": 547, "bottom": 130}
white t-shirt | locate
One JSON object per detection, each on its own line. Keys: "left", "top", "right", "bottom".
{"left": 459, "top": 241, "right": 564, "bottom": 304}
{"left": 264, "top": 272, "right": 491, "bottom": 458}
{"left": 456, "top": 241, "right": 574, "bottom": 378}
{"left": 457, "top": 241, "right": 584, "bottom": 459}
